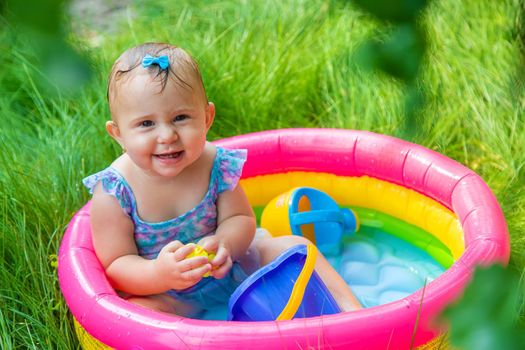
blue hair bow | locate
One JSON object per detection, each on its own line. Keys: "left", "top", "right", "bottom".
{"left": 142, "top": 55, "right": 169, "bottom": 70}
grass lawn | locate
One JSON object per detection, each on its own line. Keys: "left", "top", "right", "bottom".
{"left": 1, "top": 0, "right": 523, "bottom": 348}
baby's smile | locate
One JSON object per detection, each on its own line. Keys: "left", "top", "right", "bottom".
{"left": 154, "top": 150, "right": 184, "bottom": 161}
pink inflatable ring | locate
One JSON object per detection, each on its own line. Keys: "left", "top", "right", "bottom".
{"left": 59, "top": 128, "right": 509, "bottom": 349}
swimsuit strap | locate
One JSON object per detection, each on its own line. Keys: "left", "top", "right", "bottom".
{"left": 214, "top": 147, "right": 247, "bottom": 194}
{"left": 82, "top": 167, "right": 135, "bottom": 216}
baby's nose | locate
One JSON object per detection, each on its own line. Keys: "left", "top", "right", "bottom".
{"left": 157, "top": 125, "right": 178, "bottom": 143}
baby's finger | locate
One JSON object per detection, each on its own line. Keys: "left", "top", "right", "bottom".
{"left": 178, "top": 255, "right": 209, "bottom": 271}
{"left": 210, "top": 244, "right": 228, "bottom": 266}
{"left": 172, "top": 243, "right": 198, "bottom": 261}
{"left": 198, "top": 236, "right": 218, "bottom": 253}
{"left": 211, "top": 258, "right": 232, "bottom": 280}
{"left": 162, "top": 240, "right": 184, "bottom": 253}
{"left": 180, "top": 263, "right": 212, "bottom": 282}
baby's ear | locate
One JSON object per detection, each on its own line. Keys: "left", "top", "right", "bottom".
{"left": 205, "top": 102, "right": 215, "bottom": 131}
{"left": 105, "top": 121, "right": 124, "bottom": 148}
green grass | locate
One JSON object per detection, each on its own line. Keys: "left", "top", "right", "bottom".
{"left": 0, "top": 0, "right": 524, "bottom": 348}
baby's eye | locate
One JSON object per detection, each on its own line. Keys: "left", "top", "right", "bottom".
{"left": 140, "top": 120, "right": 154, "bottom": 127}
{"left": 174, "top": 114, "right": 189, "bottom": 122}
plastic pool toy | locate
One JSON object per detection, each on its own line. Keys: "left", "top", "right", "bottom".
{"left": 228, "top": 243, "right": 340, "bottom": 321}
{"left": 261, "top": 187, "right": 359, "bottom": 255}
{"left": 59, "top": 128, "right": 509, "bottom": 349}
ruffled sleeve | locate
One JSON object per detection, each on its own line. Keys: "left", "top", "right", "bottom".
{"left": 82, "top": 168, "right": 134, "bottom": 216}
{"left": 215, "top": 147, "right": 247, "bottom": 194}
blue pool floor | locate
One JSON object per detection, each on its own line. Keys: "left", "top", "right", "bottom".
{"left": 329, "top": 226, "right": 445, "bottom": 308}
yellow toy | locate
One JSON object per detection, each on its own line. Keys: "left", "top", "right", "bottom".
{"left": 186, "top": 245, "right": 216, "bottom": 277}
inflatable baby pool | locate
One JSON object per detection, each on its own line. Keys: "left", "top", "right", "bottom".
{"left": 59, "top": 128, "right": 509, "bottom": 349}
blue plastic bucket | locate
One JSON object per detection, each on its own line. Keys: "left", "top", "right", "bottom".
{"left": 228, "top": 244, "right": 340, "bottom": 321}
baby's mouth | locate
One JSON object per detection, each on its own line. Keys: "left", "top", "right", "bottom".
{"left": 155, "top": 151, "right": 184, "bottom": 159}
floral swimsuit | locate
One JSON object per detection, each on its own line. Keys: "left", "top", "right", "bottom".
{"left": 83, "top": 147, "right": 254, "bottom": 310}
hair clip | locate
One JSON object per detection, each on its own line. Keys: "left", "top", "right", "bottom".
{"left": 142, "top": 55, "right": 169, "bottom": 70}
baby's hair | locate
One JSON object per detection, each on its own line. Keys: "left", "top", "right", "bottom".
{"left": 107, "top": 42, "right": 207, "bottom": 113}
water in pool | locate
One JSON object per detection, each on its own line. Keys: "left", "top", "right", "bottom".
{"left": 200, "top": 212, "right": 447, "bottom": 320}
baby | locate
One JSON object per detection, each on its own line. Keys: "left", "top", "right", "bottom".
{"left": 84, "top": 42, "right": 360, "bottom": 317}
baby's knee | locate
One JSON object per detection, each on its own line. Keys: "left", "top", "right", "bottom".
{"left": 255, "top": 234, "right": 312, "bottom": 263}
{"left": 256, "top": 234, "right": 313, "bottom": 251}
{"left": 274, "top": 235, "right": 312, "bottom": 247}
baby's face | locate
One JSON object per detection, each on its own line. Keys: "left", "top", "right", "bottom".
{"left": 109, "top": 71, "right": 214, "bottom": 178}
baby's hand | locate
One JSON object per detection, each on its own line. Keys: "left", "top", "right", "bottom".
{"left": 154, "top": 241, "right": 212, "bottom": 291}
{"left": 197, "top": 236, "right": 233, "bottom": 280}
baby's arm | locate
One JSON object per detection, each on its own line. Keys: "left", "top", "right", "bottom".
{"left": 199, "top": 184, "right": 256, "bottom": 278}
{"left": 90, "top": 186, "right": 210, "bottom": 295}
